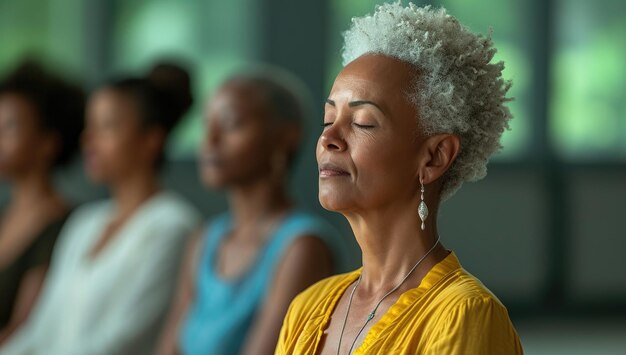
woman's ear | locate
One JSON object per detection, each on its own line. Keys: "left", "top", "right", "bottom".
{"left": 416, "top": 133, "right": 460, "bottom": 184}
{"left": 40, "top": 131, "right": 61, "bottom": 167}
{"left": 143, "top": 126, "right": 166, "bottom": 161}
{"left": 285, "top": 122, "right": 301, "bottom": 144}
{"left": 279, "top": 123, "right": 301, "bottom": 159}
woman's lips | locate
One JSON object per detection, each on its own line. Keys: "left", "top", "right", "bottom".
{"left": 82, "top": 152, "right": 97, "bottom": 168}
{"left": 199, "top": 154, "right": 224, "bottom": 167}
{"left": 319, "top": 163, "right": 350, "bottom": 177}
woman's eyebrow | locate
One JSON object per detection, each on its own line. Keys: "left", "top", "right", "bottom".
{"left": 325, "top": 99, "right": 383, "bottom": 111}
{"left": 348, "top": 100, "right": 384, "bottom": 113}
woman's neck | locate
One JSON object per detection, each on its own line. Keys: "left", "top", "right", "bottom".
{"left": 10, "top": 170, "right": 65, "bottom": 211}
{"left": 345, "top": 199, "right": 446, "bottom": 294}
{"left": 109, "top": 169, "right": 160, "bottom": 219}
{"left": 228, "top": 178, "right": 292, "bottom": 233}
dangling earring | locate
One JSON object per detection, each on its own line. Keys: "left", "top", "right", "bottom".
{"left": 419, "top": 178, "right": 428, "bottom": 230}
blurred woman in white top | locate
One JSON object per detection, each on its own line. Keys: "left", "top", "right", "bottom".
{"left": 0, "top": 62, "right": 200, "bottom": 355}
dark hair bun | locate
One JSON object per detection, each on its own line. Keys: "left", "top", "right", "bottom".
{"left": 0, "top": 60, "right": 85, "bottom": 167}
{"left": 148, "top": 62, "right": 193, "bottom": 123}
{"left": 108, "top": 61, "right": 193, "bottom": 134}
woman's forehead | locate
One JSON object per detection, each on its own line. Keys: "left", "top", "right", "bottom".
{"left": 330, "top": 54, "right": 418, "bottom": 120}
{"left": 208, "top": 83, "right": 265, "bottom": 112}
{"left": 332, "top": 54, "right": 417, "bottom": 98}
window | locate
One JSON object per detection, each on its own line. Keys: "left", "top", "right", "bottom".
{"left": 550, "top": 0, "right": 626, "bottom": 159}
{"left": 111, "top": 0, "right": 260, "bottom": 157}
{"left": 326, "top": 0, "right": 379, "bottom": 93}
{"left": 438, "top": 0, "right": 531, "bottom": 159}
{"left": 0, "top": 0, "right": 85, "bottom": 78}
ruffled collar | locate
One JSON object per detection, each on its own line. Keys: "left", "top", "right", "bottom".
{"left": 297, "top": 251, "right": 462, "bottom": 353}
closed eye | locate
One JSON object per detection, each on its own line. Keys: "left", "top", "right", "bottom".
{"left": 353, "top": 123, "right": 375, "bottom": 129}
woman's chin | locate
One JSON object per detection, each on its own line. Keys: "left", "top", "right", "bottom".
{"left": 87, "top": 177, "right": 107, "bottom": 186}
{"left": 318, "top": 192, "right": 351, "bottom": 213}
{"left": 199, "top": 170, "right": 228, "bottom": 189}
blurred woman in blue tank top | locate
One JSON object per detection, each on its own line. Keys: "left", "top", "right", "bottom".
{"left": 156, "top": 67, "right": 350, "bottom": 355}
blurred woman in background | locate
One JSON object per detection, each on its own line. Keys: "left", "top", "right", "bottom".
{"left": 0, "top": 61, "right": 84, "bottom": 345}
{"left": 0, "top": 62, "right": 200, "bottom": 354}
{"left": 157, "top": 68, "right": 350, "bottom": 355}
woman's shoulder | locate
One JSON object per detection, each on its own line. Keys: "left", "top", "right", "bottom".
{"left": 281, "top": 210, "right": 356, "bottom": 271}
{"left": 436, "top": 266, "right": 506, "bottom": 310}
{"left": 148, "top": 190, "right": 200, "bottom": 224}
{"left": 71, "top": 198, "right": 112, "bottom": 218}
{"left": 60, "top": 199, "right": 113, "bottom": 235}
{"left": 419, "top": 259, "right": 523, "bottom": 353}
{"left": 422, "top": 255, "right": 515, "bottom": 333}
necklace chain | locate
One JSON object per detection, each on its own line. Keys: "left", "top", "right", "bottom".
{"left": 335, "top": 235, "right": 441, "bottom": 355}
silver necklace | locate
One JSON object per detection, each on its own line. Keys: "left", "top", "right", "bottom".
{"left": 335, "top": 235, "right": 441, "bottom": 355}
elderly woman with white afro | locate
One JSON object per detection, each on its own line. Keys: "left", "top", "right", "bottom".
{"left": 276, "top": 3, "right": 523, "bottom": 354}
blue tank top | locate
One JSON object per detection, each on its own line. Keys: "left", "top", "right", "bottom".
{"left": 179, "top": 210, "right": 348, "bottom": 355}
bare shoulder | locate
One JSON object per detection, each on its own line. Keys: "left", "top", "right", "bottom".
{"left": 281, "top": 234, "right": 333, "bottom": 264}
{"left": 273, "top": 234, "right": 334, "bottom": 288}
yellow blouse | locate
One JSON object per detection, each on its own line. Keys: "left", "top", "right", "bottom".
{"left": 276, "top": 252, "right": 523, "bottom": 354}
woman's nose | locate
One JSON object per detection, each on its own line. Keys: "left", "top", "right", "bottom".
{"left": 319, "top": 124, "right": 347, "bottom": 152}
{"left": 204, "top": 124, "right": 220, "bottom": 148}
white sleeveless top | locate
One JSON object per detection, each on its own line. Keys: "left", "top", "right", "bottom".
{"left": 1, "top": 191, "right": 199, "bottom": 355}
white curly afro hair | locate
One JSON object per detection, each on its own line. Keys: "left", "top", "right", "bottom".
{"left": 342, "top": 2, "right": 513, "bottom": 201}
